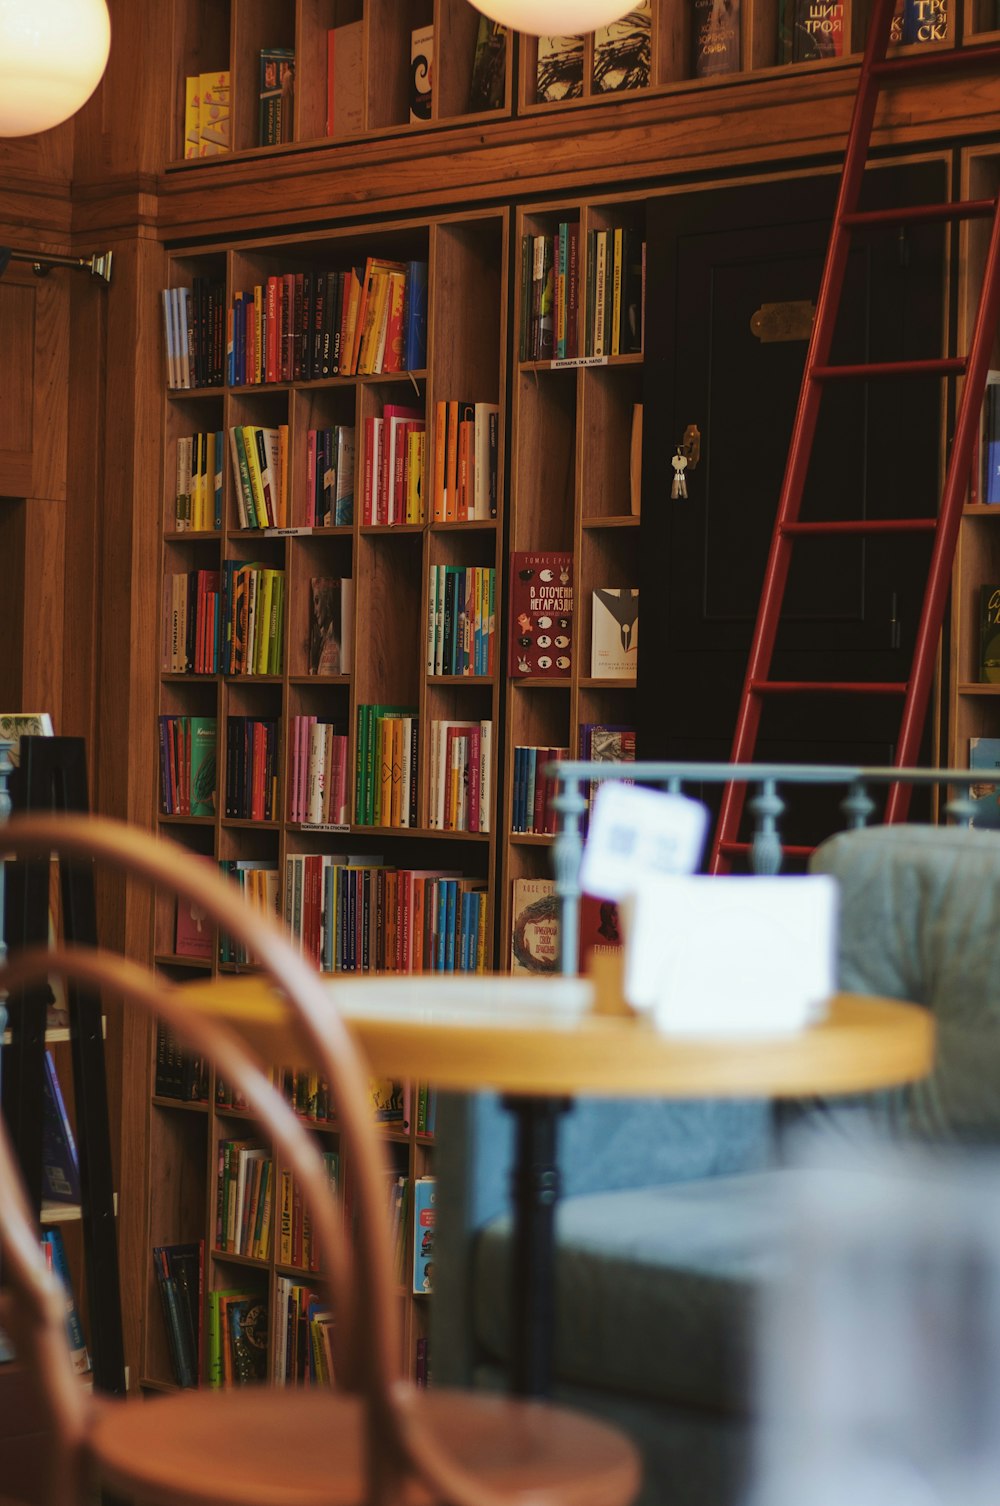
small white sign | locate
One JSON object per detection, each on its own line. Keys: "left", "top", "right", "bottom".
{"left": 579, "top": 783, "right": 708, "bottom": 900}
{"left": 622, "top": 873, "right": 838, "bottom": 1034}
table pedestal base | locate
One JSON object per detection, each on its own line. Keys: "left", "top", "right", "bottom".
{"left": 503, "top": 1094, "right": 571, "bottom": 1397}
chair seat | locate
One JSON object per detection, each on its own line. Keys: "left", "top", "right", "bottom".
{"left": 89, "top": 1385, "right": 641, "bottom": 1506}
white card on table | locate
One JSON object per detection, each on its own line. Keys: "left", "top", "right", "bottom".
{"left": 578, "top": 783, "right": 708, "bottom": 901}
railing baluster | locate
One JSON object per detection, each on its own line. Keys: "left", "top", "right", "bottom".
{"left": 551, "top": 775, "right": 587, "bottom": 977}
{"left": 749, "top": 779, "right": 785, "bottom": 875}
{"left": 841, "top": 779, "right": 876, "bottom": 829}
{"left": 945, "top": 786, "right": 976, "bottom": 827}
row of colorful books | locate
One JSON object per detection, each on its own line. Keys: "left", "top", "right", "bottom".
{"left": 355, "top": 706, "right": 419, "bottom": 828}
{"left": 362, "top": 404, "right": 426, "bottom": 525}
{"left": 153, "top": 1241, "right": 203, "bottom": 1389}
{"left": 427, "top": 718, "right": 493, "bottom": 833}
{"left": 512, "top": 745, "right": 568, "bottom": 835}
{"left": 431, "top": 399, "right": 499, "bottom": 521}
{"left": 307, "top": 577, "right": 353, "bottom": 676}
{"left": 289, "top": 716, "right": 350, "bottom": 826}
{"left": 216, "top": 1141, "right": 274, "bottom": 1259}
{"left": 221, "top": 562, "right": 286, "bottom": 676}
{"left": 162, "top": 569, "right": 221, "bottom": 675}
{"left": 162, "top": 276, "right": 226, "bottom": 390}
{"left": 227, "top": 256, "right": 428, "bottom": 388}
{"left": 518, "top": 224, "right": 578, "bottom": 362}
{"left": 283, "top": 855, "right": 489, "bottom": 975}
{"left": 154, "top": 1023, "right": 211, "bottom": 1100}
{"left": 273, "top": 1279, "right": 333, "bottom": 1386}
{"left": 229, "top": 424, "right": 288, "bottom": 530}
{"left": 173, "top": 430, "right": 223, "bottom": 532}
{"left": 276, "top": 1156, "right": 339, "bottom": 1271}
{"left": 426, "top": 565, "right": 497, "bottom": 678}
{"left": 306, "top": 425, "right": 355, "bottom": 527}
{"left": 217, "top": 860, "right": 280, "bottom": 966}
{"left": 158, "top": 714, "right": 217, "bottom": 817}
{"left": 224, "top": 719, "right": 280, "bottom": 821}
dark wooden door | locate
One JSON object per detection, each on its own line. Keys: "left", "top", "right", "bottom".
{"left": 638, "top": 163, "right": 947, "bottom": 797}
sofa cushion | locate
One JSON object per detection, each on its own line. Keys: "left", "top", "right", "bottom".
{"left": 474, "top": 1170, "right": 809, "bottom": 1412}
{"left": 796, "top": 824, "right": 1000, "bottom": 1143}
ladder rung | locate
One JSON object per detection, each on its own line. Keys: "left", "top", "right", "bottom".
{"left": 811, "top": 357, "right": 966, "bottom": 381}
{"left": 717, "top": 841, "right": 816, "bottom": 858}
{"left": 871, "top": 41, "right": 1000, "bottom": 81}
{"left": 781, "top": 519, "right": 937, "bottom": 535}
{"left": 750, "top": 681, "right": 908, "bottom": 695}
{"left": 842, "top": 198, "right": 997, "bottom": 230}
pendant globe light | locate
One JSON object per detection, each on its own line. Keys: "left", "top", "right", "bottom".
{"left": 471, "top": 0, "right": 636, "bottom": 35}
{"left": 0, "top": 0, "right": 111, "bottom": 137}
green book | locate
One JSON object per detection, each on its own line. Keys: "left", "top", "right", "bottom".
{"left": 189, "top": 716, "right": 217, "bottom": 816}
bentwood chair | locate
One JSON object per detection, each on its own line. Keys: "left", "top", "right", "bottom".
{"left": 0, "top": 812, "right": 641, "bottom": 1506}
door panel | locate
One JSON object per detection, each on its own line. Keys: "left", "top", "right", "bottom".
{"left": 638, "top": 163, "right": 947, "bottom": 770}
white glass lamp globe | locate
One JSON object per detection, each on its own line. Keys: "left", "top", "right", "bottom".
{"left": 0, "top": 0, "right": 111, "bottom": 137}
{"left": 472, "top": 0, "right": 636, "bottom": 35}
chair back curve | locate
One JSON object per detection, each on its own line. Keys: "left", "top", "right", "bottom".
{"left": 0, "top": 812, "right": 404, "bottom": 1411}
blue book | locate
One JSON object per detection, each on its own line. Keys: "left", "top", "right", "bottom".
{"left": 444, "top": 880, "right": 457, "bottom": 972}
{"left": 42, "top": 1050, "right": 81, "bottom": 1204}
{"left": 985, "top": 380, "right": 1000, "bottom": 504}
{"left": 43, "top": 1228, "right": 90, "bottom": 1374}
{"left": 970, "top": 737, "right": 1000, "bottom": 828}
{"left": 412, "top": 1177, "right": 436, "bottom": 1294}
{"left": 404, "top": 260, "right": 428, "bottom": 371}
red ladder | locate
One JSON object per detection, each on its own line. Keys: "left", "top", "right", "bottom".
{"left": 711, "top": 0, "right": 1000, "bottom": 872}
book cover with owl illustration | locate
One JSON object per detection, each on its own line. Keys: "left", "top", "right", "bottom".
{"left": 508, "top": 551, "right": 573, "bottom": 678}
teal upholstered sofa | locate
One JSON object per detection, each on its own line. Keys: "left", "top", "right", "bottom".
{"left": 433, "top": 819, "right": 1000, "bottom": 1506}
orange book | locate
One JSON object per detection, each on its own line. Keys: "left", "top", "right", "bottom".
{"left": 339, "top": 266, "right": 364, "bottom": 377}
{"left": 382, "top": 270, "right": 407, "bottom": 372}
{"left": 390, "top": 716, "right": 404, "bottom": 827}
{"left": 349, "top": 257, "right": 405, "bottom": 377}
{"left": 378, "top": 716, "right": 393, "bottom": 827}
{"left": 411, "top": 877, "right": 425, "bottom": 973}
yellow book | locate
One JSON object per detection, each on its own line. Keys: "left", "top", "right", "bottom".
{"left": 357, "top": 270, "right": 390, "bottom": 375}
{"left": 184, "top": 75, "right": 200, "bottom": 159}
{"left": 611, "top": 226, "right": 623, "bottom": 357}
{"left": 476, "top": 893, "right": 488, "bottom": 972}
{"left": 199, "top": 70, "right": 230, "bottom": 156}
{"left": 190, "top": 431, "right": 203, "bottom": 530}
{"left": 242, "top": 425, "right": 269, "bottom": 527}
{"left": 256, "top": 569, "right": 275, "bottom": 675}
{"left": 390, "top": 716, "right": 403, "bottom": 827}
{"left": 406, "top": 430, "right": 425, "bottom": 523}
{"left": 378, "top": 716, "right": 392, "bottom": 826}
{"left": 279, "top": 1169, "right": 293, "bottom": 1264}
{"left": 278, "top": 423, "right": 289, "bottom": 527}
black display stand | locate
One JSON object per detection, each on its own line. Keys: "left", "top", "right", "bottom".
{"left": 3, "top": 735, "right": 126, "bottom": 1396}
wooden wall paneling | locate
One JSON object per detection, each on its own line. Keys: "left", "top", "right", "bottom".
{"left": 0, "top": 265, "right": 70, "bottom": 502}
{"left": 72, "top": 0, "right": 176, "bottom": 185}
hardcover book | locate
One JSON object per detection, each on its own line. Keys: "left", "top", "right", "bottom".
{"left": 593, "top": 0, "right": 651, "bottom": 92}
{"left": 693, "top": 0, "right": 741, "bottom": 76}
{"left": 42, "top": 1051, "right": 81, "bottom": 1204}
{"left": 508, "top": 551, "right": 573, "bottom": 678}
{"left": 412, "top": 1176, "right": 436, "bottom": 1294}
{"left": 577, "top": 892, "right": 624, "bottom": 974}
{"left": 591, "top": 588, "right": 639, "bottom": 679}
{"left": 510, "top": 878, "right": 560, "bottom": 974}
{"left": 890, "top": 0, "right": 948, "bottom": 41}
{"left": 969, "top": 737, "right": 1000, "bottom": 829}
{"left": 790, "top": 0, "right": 845, "bottom": 61}
{"left": 189, "top": 716, "right": 217, "bottom": 816}
{"left": 536, "top": 34, "right": 584, "bottom": 102}
{"left": 258, "top": 47, "right": 295, "bottom": 146}
{"left": 410, "top": 25, "right": 433, "bottom": 124}
{"left": 308, "top": 577, "right": 354, "bottom": 675}
{"left": 469, "top": 16, "right": 506, "bottom": 110}
{"left": 980, "top": 583, "right": 1000, "bottom": 683}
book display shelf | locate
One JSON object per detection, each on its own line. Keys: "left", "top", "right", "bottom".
{"left": 948, "top": 141, "right": 1000, "bottom": 816}
{"left": 171, "top": 0, "right": 513, "bottom": 161}
{"left": 502, "top": 193, "right": 644, "bottom": 963}
{"left": 149, "top": 206, "right": 507, "bottom": 1391}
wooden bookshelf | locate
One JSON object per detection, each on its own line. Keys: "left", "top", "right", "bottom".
{"left": 149, "top": 205, "right": 507, "bottom": 1388}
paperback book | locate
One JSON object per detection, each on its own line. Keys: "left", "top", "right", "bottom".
{"left": 508, "top": 551, "right": 573, "bottom": 678}
{"left": 412, "top": 1176, "right": 436, "bottom": 1294}
{"left": 591, "top": 587, "right": 639, "bottom": 678}
{"left": 510, "top": 878, "right": 561, "bottom": 974}
{"left": 410, "top": 25, "right": 433, "bottom": 123}
{"left": 593, "top": 0, "right": 651, "bottom": 91}
{"left": 536, "top": 34, "right": 584, "bottom": 102}
{"left": 307, "top": 577, "right": 354, "bottom": 675}
{"left": 469, "top": 16, "right": 506, "bottom": 110}
{"left": 693, "top": 0, "right": 741, "bottom": 76}
{"left": 980, "top": 583, "right": 1000, "bottom": 683}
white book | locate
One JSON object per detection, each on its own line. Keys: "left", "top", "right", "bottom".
{"left": 426, "top": 564, "right": 439, "bottom": 674}
{"left": 176, "top": 285, "right": 193, "bottom": 389}
{"left": 162, "top": 288, "right": 177, "bottom": 389}
{"left": 591, "top": 586, "right": 638, "bottom": 679}
{"left": 307, "top": 721, "right": 327, "bottom": 824}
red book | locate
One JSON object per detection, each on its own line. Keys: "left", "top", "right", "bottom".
{"left": 508, "top": 551, "right": 574, "bottom": 679}
{"left": 265, "top": 276, "right": 280, "bottom": 382}
{"left": 577, "top": 892, "right": 624, "bottom": 975}
{"left": 306, "top": 429, "right": 317, "bottom": 527}
{"left": 281, "top": 273, "right": 295, "bottom": 382}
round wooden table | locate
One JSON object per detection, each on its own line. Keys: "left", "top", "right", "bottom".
{"left": 182, "top": 970, "right": 934, "bottom": 1394}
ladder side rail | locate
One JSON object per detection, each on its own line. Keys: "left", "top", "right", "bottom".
{"left": 715, "top": 0, "right": 923, "bottom": 870}
{"left": 886, "top": 191, "right": 1000, "bottom": 821}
